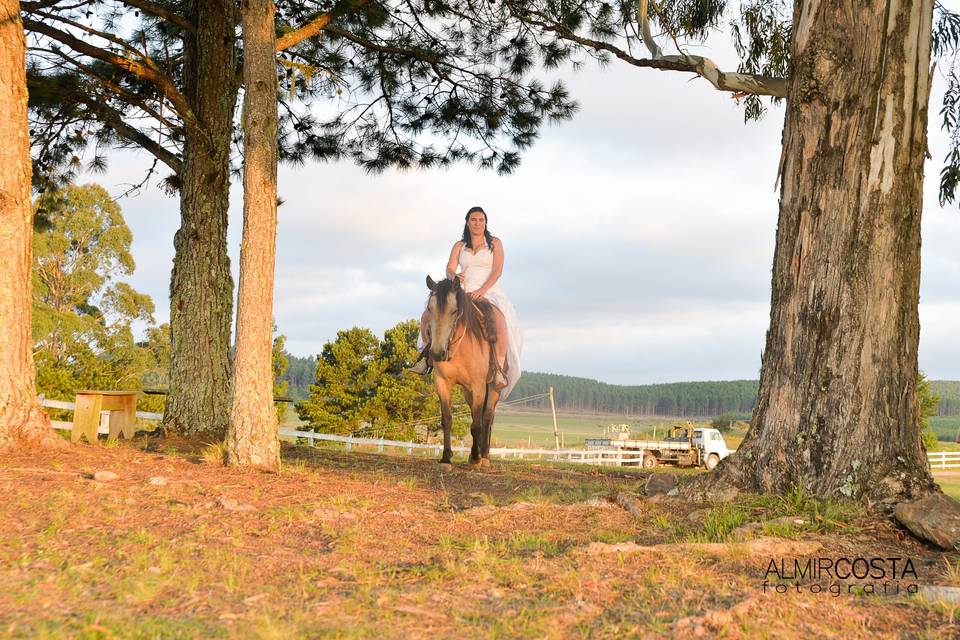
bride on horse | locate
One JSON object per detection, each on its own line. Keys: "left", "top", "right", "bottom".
{"left": 410, "top": 206, "right": 522, "bottom": 399}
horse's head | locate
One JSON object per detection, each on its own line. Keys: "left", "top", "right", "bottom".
{"left": 426, "top": 275, "right": 463, "bottom": 361}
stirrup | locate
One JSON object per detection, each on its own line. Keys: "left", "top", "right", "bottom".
{"left": 406, "top": 347, "right": 433, "bottom": 375}
{"left": 408, "top": 359, "right": 432, "bottom": 375}
{"left": 492, "top": 361, "right": 508, "bottom": 390}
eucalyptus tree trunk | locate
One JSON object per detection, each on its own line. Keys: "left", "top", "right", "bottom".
{"left": 162, "top": 0, "right": 239, "bottom": 440}
{"left": 226, "top": 0, "right": 281, "bottom": 469}
{"left": 690, "top": 0, "right": 938, "bottom": 504}
{"left": 0, "top": 0, "right": 57, "bottom": 448}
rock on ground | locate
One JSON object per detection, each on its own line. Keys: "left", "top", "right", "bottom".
{"left": 894, "top": 493, "right": 960, "bottom": 551}
{"left": 645, "top": 473, "right": 678, "bottom": 496}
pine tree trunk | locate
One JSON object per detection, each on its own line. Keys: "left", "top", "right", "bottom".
{"left": 0, "top": 0, "right": 58, "bottom": 448}
{"left": 690, "top": 0, "right": 937, "bottom": 504}
{"left": 162, "top": 0, "right": 239, "bottom": 440}
{"left": 226, "top": 0, "right": 280, "bottom": 469}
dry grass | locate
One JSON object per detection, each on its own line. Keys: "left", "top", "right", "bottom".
{"left": 1, "top": 440, "right": 958, "bottom": 639}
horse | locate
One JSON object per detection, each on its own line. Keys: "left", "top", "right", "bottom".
{"left": 424, "top": 275, "right": 502, "bottom": 470}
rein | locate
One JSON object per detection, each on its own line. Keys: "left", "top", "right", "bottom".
{"left": 446, "top": 318, "right": 468, "bottom": 358}
{"left": 437, "top": 295, "right": 484, "bottom": 360}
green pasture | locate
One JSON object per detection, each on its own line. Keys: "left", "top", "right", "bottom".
{"left": 935, "top": 474, "right": 960, "bottom": 501}
{"left": 489, "top": 410, "right": 721, "bottom": 449}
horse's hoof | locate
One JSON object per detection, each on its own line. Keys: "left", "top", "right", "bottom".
{"left": 479, "top": 458, "right": 491, "bottom": 469}
{"left": 438, "top": 462, "right": 453, "bottom": 472}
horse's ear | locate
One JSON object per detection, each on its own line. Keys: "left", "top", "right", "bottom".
{"left": 426, "top": 275, "right": 437, "bottom": 291}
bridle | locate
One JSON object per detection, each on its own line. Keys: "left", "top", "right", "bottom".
{"left": 432, "top": 291, "right": 476, "bottom": 360}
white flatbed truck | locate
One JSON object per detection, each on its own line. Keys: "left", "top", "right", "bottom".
{"left": 585, "top": 426, "right": 731, "bottom": 470}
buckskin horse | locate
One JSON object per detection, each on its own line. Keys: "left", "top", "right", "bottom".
{"left": 423, "top": 275, "right": 502, "bottom": 470}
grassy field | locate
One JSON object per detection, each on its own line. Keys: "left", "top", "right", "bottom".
{"left": 490, "top": 410, "right": 703, "bottom": 448}
{"left": 935, "top": 474, "right": 960, "bottom": 501}
{"left": 490, "top": 410, "right": 750, "bottom": 449}
{"left": 2, "top": 440, "right": 958, "bottom": 639}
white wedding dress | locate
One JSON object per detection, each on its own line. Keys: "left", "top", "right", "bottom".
{"left": 423, "top": 244, "right": 523, "bottom": 400}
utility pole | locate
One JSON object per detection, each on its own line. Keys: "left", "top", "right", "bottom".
{"left": 550, "top": 386, "right": 560, "bottom": 450}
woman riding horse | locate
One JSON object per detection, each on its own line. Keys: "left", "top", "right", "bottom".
{"left": 410, "top": 206, "right": 522, "bottom": 400}
{"left": 410, "top": 207, "right": 523, "bottom": 468}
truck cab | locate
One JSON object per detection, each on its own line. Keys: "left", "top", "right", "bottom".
{"left": 692, "top": 428, "right": 731, "bottom": 470}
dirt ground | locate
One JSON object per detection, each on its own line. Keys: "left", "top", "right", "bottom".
{"left": 1, "top": 439, "right": 959, "bottom": 639}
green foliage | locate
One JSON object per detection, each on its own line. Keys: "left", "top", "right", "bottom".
{"left": 296, "top": 320, "right": 444, "bottom": 440}
{"left": 710, "top": 412, "right": 736, "bottom": 432}
{"left": 25, "top": 1, "right": 578, "bottom": 190}
{"left": 31, "top": 184, "right": 166, "bottom": 414}
{"left": 919, "top": 371, "right": 942, "bottom": 450}
{"left": 273, "top": 332, "right": 290, "bottom": 423}
{"left": 284, "top": 353, "right": 317, "bottom": 401}
{"left": 730, "top": 0, "right": 791, "bottom": 121}
{"left": 934, "top": 2, "right": 960, "bottom": 205}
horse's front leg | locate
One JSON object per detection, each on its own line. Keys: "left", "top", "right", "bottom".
{"left": 480, "top": 385, "right": 501, "bottom": 468}
{"left": 436, "top": 377, "right": 454, "bottom": 469}
{"left": 467, "top": 385, "right": 485, "bottom": 467}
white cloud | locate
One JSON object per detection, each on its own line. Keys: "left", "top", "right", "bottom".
{"left": 93, "top": 36, "right": 959, "bottom": 383}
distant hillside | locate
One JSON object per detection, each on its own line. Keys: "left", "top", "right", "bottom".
{"left": 931, "top": 381, "right": 960, "bottom": 416}
{"left": 511, "top": 372, "right": 960, "bottom": 418}
{"left": 284, "top": 355, "right": 960, "bottom": 417}
{"left": 284, "top": 354, "right": 316, "bottom": 401}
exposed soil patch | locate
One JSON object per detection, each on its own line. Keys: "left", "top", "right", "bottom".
{"left": 1, "top": 440, "right": 958, "bottom": 638}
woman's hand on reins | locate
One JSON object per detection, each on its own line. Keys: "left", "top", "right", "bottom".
{"left": 469, "top": 288, "right": 486, "bottom": 300}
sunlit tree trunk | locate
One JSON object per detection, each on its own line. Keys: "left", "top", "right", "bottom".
{"left": 226, "top": 0, "right": 280, "bottom": 468}
{"left": 0, "top": 0, "right": 57, "bottom": 448}
{"left": 162, "top": 0, "right": 238, "bottom": 440}
{"left": 692, "top": 0, "right": 938, "bottom": 503}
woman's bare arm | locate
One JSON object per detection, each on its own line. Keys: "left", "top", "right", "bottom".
{"left": 446, "top": 241, "right": 464, "bottom": 280}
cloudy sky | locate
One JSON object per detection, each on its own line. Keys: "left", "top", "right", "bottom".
{"left": 101, "top": 33, "right": 960, "bottom": 386}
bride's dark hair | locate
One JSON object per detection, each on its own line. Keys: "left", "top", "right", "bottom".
{"left": 462, "top": 206, "right": 494, "bottom": 251}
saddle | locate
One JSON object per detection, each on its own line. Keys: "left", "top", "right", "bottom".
{"left": 471, "top": 299, "right": 508, "bottom": 388}
{"left": 414, "top": 298, "right": 507, "bottom": 388}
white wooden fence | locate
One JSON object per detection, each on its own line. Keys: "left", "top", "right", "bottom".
{"left": 278, "top": 426, "right": 648, "bottom": 465}
{"left": 38, "top": 397, "right": 960, "bottom": 470}
{"left": 927, "top": 451, "right": 960, "bottom": 470}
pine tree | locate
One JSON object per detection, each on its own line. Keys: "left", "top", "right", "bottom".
{"left": 0, "top": 0, "right": 57, "bottom": 448}
{"left": 23, "top": 1, "right": 577, "bottom": 440}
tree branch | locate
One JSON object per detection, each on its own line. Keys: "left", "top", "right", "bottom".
{"left": 275, "top": 0, "right": 372, "bottom": 52}
{"left": 23, "top": 18, "right": 200, "bottom": 130}
{"left": 118, "top": 0, "right": 195, "bottom": 33}
{"left": 31, "top": 73, "right": 183, "bottom": 172}
{"left": 276, "top": 13, "right": 331, "bottom": 52}
{"left": 517, "top": 6, "right": 787, "bottom": 98}
{"left": 39, "top": 46, "right": 182, "bottom": 133}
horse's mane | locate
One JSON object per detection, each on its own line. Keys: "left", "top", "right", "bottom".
{"left": 434, "top": 278, "right": 497, "bottom": 346}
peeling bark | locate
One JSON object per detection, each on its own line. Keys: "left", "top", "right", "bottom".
{"left": 686, "top": 0, "right": 937, "bottom": 504}
{"left": 0, "top": 0, "right": 58, "bottom": 449}
{"left": 226, "top": 0, "right": 280, "bottom": 469}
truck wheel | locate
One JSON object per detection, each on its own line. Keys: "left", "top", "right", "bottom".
{"left": 705, "top": 454, "right": 720, "bottom": 470}
{"left": 642, "top": 455, "right": 657, "bottom": 469}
